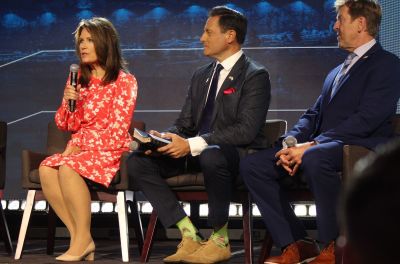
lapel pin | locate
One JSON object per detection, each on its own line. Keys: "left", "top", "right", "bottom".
{"left": 206, "top": 78, "right": 209, "bottom": 83}
{"left": 228, "top": 76, "right": 233, "bottom": 81}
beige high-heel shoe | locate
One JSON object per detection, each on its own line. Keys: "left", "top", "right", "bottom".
{"left": 56, "top": 241, "right": 95, "bottom": 261}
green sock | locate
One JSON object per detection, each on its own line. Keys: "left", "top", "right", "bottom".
{"left": 210, "top": 223, "right": 229, "bottom": 247}
{"left": 176, "top": 217, "right": 201, "bottom": 241}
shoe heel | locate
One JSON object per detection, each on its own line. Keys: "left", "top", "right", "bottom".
{"left": 85, "top": 252, "right": 95, "bottom": 261}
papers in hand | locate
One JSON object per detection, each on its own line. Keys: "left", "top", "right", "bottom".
{"left": 133, "top": 128, "right": 171, "bottom": 151}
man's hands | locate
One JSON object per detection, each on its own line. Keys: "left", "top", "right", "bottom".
{"left": 275, "top": 141, "right": 315, "bottom": 176}
{"left": 144, "top": 130, "right": 190, "bottom": 159}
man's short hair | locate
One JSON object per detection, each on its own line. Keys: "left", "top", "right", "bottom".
{"left": 209, "top": 6, "right": 247, "bottom": 45}
{"left": 334, "top": 0, "right": 381, "bottom": 37}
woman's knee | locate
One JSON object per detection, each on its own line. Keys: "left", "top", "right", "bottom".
{"left": 39, "top": 166, "right": 56, "bottom": 184}
{"left": 59, "top": 165, "right": 75, "bottom": 175}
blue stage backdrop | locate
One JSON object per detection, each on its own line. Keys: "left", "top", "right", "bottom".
{"left": 380, "top": 0, "right": 400, "bottom": 112}
{"left": 0, "top": 0, "right": 356, "bottom": 199}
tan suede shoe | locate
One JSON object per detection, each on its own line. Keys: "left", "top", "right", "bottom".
{"left": 181, "top": 239, "right": 231, "bottom": 264}
{"left": 163, "top": 236, "right": 202, "bottom": 263}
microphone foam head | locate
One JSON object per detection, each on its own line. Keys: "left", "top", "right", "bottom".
{"left": 70, "top": 64, "right": 79, "bottom": 73}
{"left": 129, "top": 141, "right": 139, "bottom": 151}
{"left": 283, "top": 136, "right": 297, "bottom": 148}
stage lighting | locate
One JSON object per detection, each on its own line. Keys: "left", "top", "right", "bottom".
{"left": 20, "top": 200, "right": 26, "bottom": 210}
{"left": 141, "top": 202, "right": 153, "bottom": 214}
{"left": 101, "top": 202, "right": 114, "bottom": 213}
{"left": 182, "top": 203, "right": 190, "bottom": 216}
{"left": 308, "top": 204, "right": 317, "bottom": 217}
{"left": 252, "top": 205, "right": 261, "bottom": 216}
{"left": 8, "top": 200, "right": 20, "bottom": 210}
{"left": 229, "top": 204, "right": 242, "bottom": 217}
{"left": 199, "top": 204, "right": 208, "bottom": 216}
{"left": 294, "top": 204, "right": 307, "bottom": 217}
{"left": 34, "top": 201, "right": 47, "bottom": 211}
{"left": 91, "top": 202, "right": 100, "bottom": 213}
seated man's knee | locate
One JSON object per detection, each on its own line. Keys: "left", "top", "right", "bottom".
{"left": 126, "top": 153, "right": 142, "bottom": 172}
{"left": 239, "top": 155, "right": 257, "bottom": 183}
{"left": 199, "top": 147, "right": 225, "bottom": 172}
{"left": 301, "top": 147, "right": 322, "bottom": 170}
{"left": 126, "top": 153, "right": 154, "bottom": 184}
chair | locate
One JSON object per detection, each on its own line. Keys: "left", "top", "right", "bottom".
{"left": 0, "top": 121, "right": 13, "bottom": 255}
{"left": 14, "top": 120, "right": 145, "bottom": 262}
{"left": 259, "top": 114, "right": 400, "bottom": 264}
{"left": 138, "top": 119, "right": 287, "bottom": 264}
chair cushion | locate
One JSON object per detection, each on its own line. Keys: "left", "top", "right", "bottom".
{"left": 164, "top": 172, "right": 249, "bottom": 191}
{"left": 166, "top": 172, "right": 204, "bottom": 188}
{"left": 29, "top": 169, "right": 40, "bottom": 184}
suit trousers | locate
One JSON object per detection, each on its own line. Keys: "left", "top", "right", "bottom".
{"left": 240, "top": 141, "right": 343, "bottom": 247}
{"left": 127, "top": 144, "right": 239, "bottom": 229}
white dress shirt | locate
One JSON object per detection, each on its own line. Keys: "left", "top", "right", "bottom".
{"left": 343, "top": 38, "right": 376, "bottom": 75}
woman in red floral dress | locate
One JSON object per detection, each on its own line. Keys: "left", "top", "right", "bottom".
{"left": 39, "top": 17, "right": 137, "bottom": 261}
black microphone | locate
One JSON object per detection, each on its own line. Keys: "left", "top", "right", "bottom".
{"left": 69, "top": 64, "right": 79, "bottom": 112}
{"left": 282, "top": 135, "right": 297, "bottom": 148}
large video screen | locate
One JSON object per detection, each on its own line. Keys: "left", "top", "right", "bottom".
{"left": 0, "top": 0, "right": 343, "bottom": 199}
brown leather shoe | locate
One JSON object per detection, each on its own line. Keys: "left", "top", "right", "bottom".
{"left": 163, "top": 236, "right": 202, "bottom": 263}
{"left": 308, "top": 242, "right": 335, "bottom": 264}
{"left": 264, "top": 240, "right": 319, "bottom": 264}
{"left": 181, "top": 239, "right": 231, "bottom": 264}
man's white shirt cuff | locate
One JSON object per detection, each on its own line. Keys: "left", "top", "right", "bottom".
{"left": 187, "top": 136, "right": 208, "bottom": 156}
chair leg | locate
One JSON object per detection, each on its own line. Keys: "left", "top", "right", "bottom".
{"left": 242, "top": 194, "right": 253, "bottom": 264}
{"left": 117, "top": 191, "right": 130, "bottom": 262}
{"left": 0, "top": 201, "right": 13, "bottom": 255}
{"left": 128, "top": 193, "right": 144, "bottom": 254}
{"left": 15, "top": 190, "right": 36, "bottom": 259}
{"left": 140, "top": 210, "right": 158, "bottom": 263}
{"left": 258, "top": 230, "right": 273, "bottom": 264}
{"left": 46, "top": 206, "right": 56, "bottom": 255}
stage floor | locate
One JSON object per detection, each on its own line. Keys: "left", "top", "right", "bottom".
{"left": 0, "top": 239, "right": 277, "bottom": 263}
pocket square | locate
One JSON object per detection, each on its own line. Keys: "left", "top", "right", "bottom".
{"left": 223, "top": 87, "right": 236, "bottom": 95}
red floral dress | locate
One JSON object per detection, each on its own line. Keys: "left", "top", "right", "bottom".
{"left": 41, "top": 70, "right": 138, "bottom": 187}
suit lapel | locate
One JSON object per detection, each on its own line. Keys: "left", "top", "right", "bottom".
{"left": 211, "top": 55, "right": 246, "bottom": 125}
{"left": 329, "top": 43, "right": 382, "bottom": 102}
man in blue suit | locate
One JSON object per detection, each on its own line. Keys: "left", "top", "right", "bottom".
{"left": 240, "top": 0, "right": 400, "bottom": 263}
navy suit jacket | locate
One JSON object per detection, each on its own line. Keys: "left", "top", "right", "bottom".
{"left": 169, "top": 54, "right": 271, "bottom": 155}
{"left": 286, "top": 43, "right": 400, "bottom": 149}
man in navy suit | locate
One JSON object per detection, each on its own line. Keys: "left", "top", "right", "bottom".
{"left": 127, "top": 6, "right": 270, "bottom": 264}
{"left": 240, "top": 0, "right": 400, "bottom": 263}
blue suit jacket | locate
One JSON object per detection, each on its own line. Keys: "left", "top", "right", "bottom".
{"left": 286, "top": 43, "right": 400, "bottom": 149}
